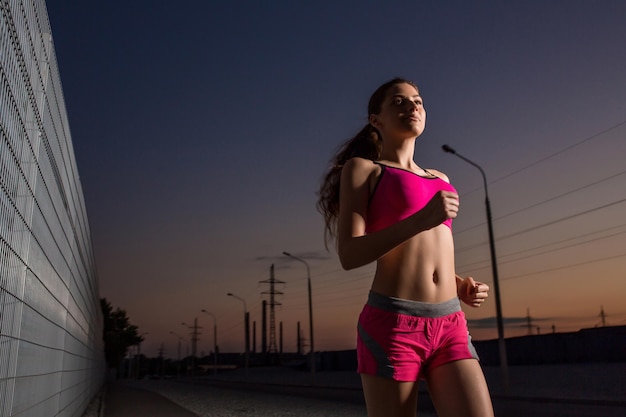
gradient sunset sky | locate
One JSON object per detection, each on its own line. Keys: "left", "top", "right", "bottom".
{"left": 46, "top": 1, "right": 626, "bottom": 357}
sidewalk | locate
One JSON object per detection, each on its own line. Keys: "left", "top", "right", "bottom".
{"left": 104, "top": 382, "right": 199, "bottom": 417}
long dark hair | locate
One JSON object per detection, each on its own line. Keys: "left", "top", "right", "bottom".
{"left": 316, "top": 77, "right": 419, "bottom": 246}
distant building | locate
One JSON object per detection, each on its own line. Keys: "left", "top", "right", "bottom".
{"left": 0, "top": 1, "right": 104, "bottom": 415}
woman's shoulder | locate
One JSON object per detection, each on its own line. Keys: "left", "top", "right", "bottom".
{"left": 425, "top": 168, "right": 451, "bottom": 183}
{"left": 341, "top": 157, "right": 381, "bottom": 184}
{"left": 343, "top": 157, "right": 378, "bottom": 172}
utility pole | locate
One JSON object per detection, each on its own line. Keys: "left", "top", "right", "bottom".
{"left": 200, "top": 309, "right": 218, "bottom": 374}
{"left": 252, "top": 321, "right": 256, "bottom": 353}
{"left": 262, "top": 300, "right": 267, "bottom": 356}
{"left": 283, "top": 252, "right": 316, "bottom": 385}
{"left": 297, "top": 321, "right": 302, "bottom": 355}
{"left": 260, "top": 264, "right": 284, "bottom": 360}
{"left": 227, "top": 293, "right": 249, "bottom": 374}
{"left": 158, "top": 344, "right": 165, "bottom": 377}
{"left": 599, "top": 306, "right": 607, "bottom": 327}
{"left": 169, "top": 332, "right": 182, "bottom": 378}
{"left": 524, "top": 308, "right": 533, "bottom": 336}
{"left": 182, "top": 319, "right": 201, "bottom": 377}
{"left": 193, "top": 318, "right": 199, "bottom": 359}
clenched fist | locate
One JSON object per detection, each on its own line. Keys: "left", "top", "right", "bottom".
{"left": 421, "top": 190, "right": 459, "bottom": 228}
{"left": 458, "top": 276, "right": 489, "bottom": 308}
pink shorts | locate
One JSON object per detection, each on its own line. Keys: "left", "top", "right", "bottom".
{"left": 357, "top": 291, "right": 479, "bottom": 381}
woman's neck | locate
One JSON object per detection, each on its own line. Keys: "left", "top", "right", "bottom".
{"left": 379, "top": 138, "right": 416, "bottom": 169}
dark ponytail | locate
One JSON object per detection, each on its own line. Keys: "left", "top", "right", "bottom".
{"left": 316, "top": 77, "right": 419, "bottom": 247}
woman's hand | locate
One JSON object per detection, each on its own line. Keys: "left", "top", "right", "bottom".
{"left": 457, "top": 276, "right": 489, "bottom": 308}
{"left": 421, "top": 190, "right": 459, "bottom": 229}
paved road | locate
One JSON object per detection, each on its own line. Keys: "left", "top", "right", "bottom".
{"left": 103, "top": 363, "right": 626, "bottom": 417}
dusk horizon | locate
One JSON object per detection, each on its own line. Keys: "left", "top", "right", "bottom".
{"left": 45, "top": 0, "right": 626, "bottom": 358}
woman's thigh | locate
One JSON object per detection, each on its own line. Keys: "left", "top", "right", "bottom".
{"left": 425, "top": 359, "right": 494, "bottom": 417}
{"left": 361, "top": 374, "right": 419, "bottom": 417}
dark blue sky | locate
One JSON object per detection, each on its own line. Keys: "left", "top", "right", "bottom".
{"left": 47, "top": 1, "right": 626, "bottom": 356}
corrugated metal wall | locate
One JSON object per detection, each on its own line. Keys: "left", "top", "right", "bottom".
{"left": 0, "top": 0, "right": 105, "bottom": 416}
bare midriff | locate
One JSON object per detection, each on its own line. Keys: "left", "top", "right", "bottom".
{"left": 369, "top": 224, "right": 457, "bottom": 303}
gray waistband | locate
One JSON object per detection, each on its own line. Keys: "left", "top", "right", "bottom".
{"left": 366, "top": 291, "right": 461, "bottom": 318}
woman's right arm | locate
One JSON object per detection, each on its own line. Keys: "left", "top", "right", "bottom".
{"left": 337, "top": 158, "right": 459, "bottom": 270}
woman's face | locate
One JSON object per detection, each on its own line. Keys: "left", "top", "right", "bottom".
{"left": 370, "top": 82, "right": 426, "bottom": 139}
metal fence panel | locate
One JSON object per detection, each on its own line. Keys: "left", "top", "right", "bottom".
{"left": 0, "top": 1, "right": 105, "bottom": 416}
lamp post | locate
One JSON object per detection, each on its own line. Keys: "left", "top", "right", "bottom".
{"left": 181, "top": 320, "right": 200, "bottom": 377}
{"left": 201, "top": 309, "right": 218, "bottom": 374}
{"left": 442, "top": 144, "right": 509, "bottom": 393}
{"left": 283, "top": 251, "right": 315, "bottom": 385}
{"left": 227, "top": 292, "right": 249, "bottom": 374}
{"left": 169, "top": 331, "right": 182, "bottom": 378}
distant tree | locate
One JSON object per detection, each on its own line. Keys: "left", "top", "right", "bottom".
{"left": 101, "top": 298, "right": 143, "bottom": 369}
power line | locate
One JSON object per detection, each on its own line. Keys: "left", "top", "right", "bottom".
{"left": 460, "top": 119, "right": 626, "bottom": 197}
{"left": 455, "top": 168, "right": 626, "bottom": 237}
{"left": 498, "top": 198, "right": 626, "bottom": 241}
{"left": 459, "top": 226, "right": 626, "bottom": 271}
{"left": 501, "top": 252, "right": 626, "bottom": 282}
{"left": 456, "top": 197, "right": 626, "bottom": 254}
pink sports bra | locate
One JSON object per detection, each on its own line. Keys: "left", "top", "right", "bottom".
{"left": 365, "top": 163, "right": 457, "bottom": 234}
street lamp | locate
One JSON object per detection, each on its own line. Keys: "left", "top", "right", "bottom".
{"left": 201, "top": 309, "right": 218, "bottom": 374}
{"left": 227, "top": 292, "right": 249, "bottom": 374}
{"left": 169, "top": 331, "right": 182, "bottom": 378}
{"left": 442, "top": 144, "right": 509, "bottom": 393}
{"left": 283, "top": 251, "right": 315, "bottom": 385}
